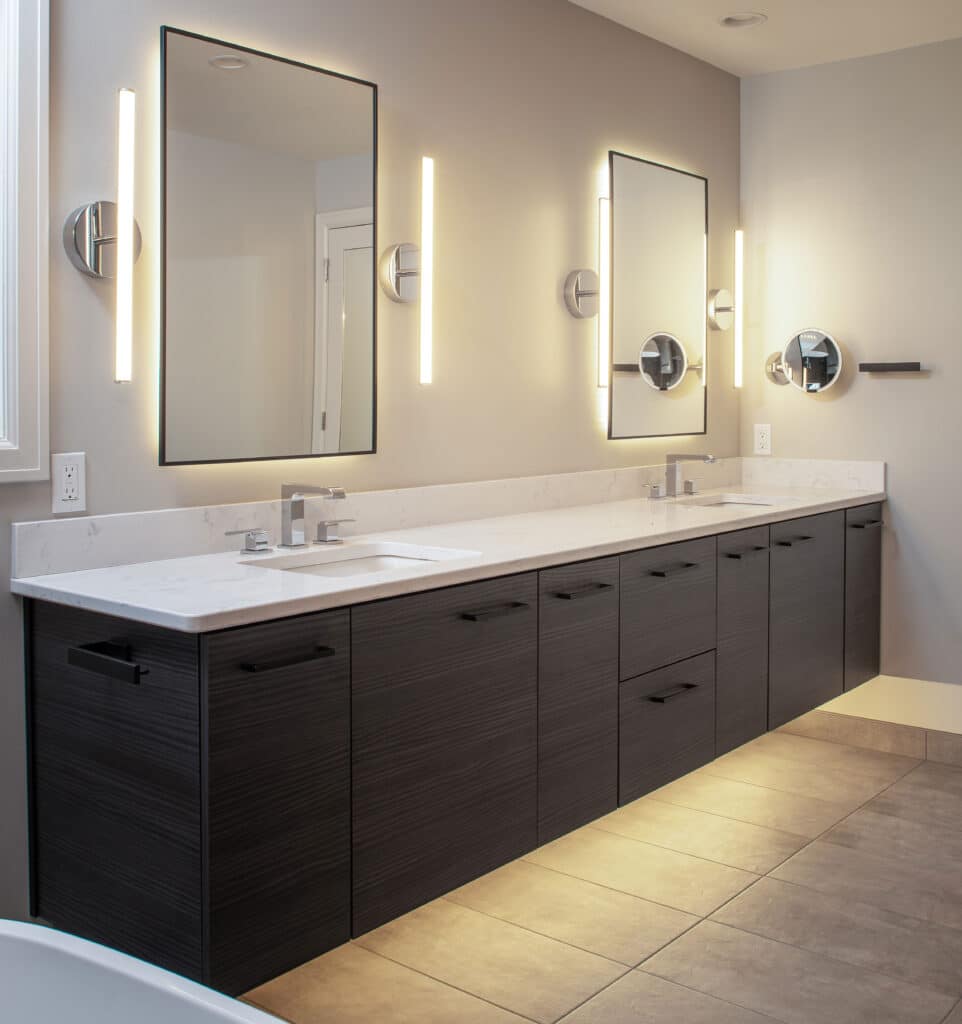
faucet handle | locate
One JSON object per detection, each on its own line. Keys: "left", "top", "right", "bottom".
{"left": 225, "top": 528, "right": 272, "bottom": 553}
{"left": 648, "top": 482, "right": 666, "bottom": 499}
{"left": 315, "top": 519, "right": 356, "bottom": 545}
{"left": 327, "top": 487, "right": 347, "bottom": 500}
{"left": 683, "top": 480, "right": 699, "bottom": 495}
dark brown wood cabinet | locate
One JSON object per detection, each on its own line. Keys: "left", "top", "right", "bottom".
{"left": 844, "top": 503, "right": 883, "bottom": 690}
{"left": 351, "top": 574, "right": 538, "bottom": 935}
{"left": 538, "top": 557, "right": 619, "bottom": 844}
{"left": 619, "top": 652, "right": 716, "bottom": 803}
{"left": 716, "top": 526, "right": 770, "bottom": 754}
{"left": 769, "top": 510, "right": 845, "bottom": 729}
{"left": 620, "top": 536, "right": 717, "bottom": 680}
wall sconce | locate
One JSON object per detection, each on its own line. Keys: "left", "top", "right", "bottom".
{"left": 379, "top": 156, "right": 435, "bottom": 384}
{"left": 63, "top": 88, "right": 141, "bottom": 382}
{"left": 706, "top": 229, "right": 744, "bottom": 388}
{"left": 564, "top": 198, "right": 610, "bottom": 392}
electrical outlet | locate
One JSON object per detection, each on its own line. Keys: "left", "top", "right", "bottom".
{"left": 753, "top": 424, "right": 772, "bottom": 456}
{"left": 51, "top": 452, "right": 87, "bottom": 514}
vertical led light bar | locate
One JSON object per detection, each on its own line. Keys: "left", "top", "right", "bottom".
{"left": 701, "top": 234, "right": 708, "bottom": 387}
{"left": 597, "top": 197, "right": 610, "bottom": 388}
{"left": 115, "top": 87, "right": 136, "bottom": 382}
{"left": 419, "top": 156, "right": 434, "bottom": 385}
{"left": 733, "top": 228, "right": 744, "bottom": 388}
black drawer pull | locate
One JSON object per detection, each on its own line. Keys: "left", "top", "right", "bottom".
{"left": 460, "top": 601, "right": 529, "bottom": 622}
{"left": 240, "top": 645, "right": 335, "bottom": 673}
{"left": 648, "top": 683, "right": 699, "bottom": 704}
{"left": 724, "top": 545, "right": 769, "bottom": 560}
{"left": 67, "top": 641, "right": 149, "bottom": 685}
{"left": 850, "top": 519, "right": 884, "bottom": 530}
{"left": 650, "top": 562, "right": 698, "bottom": 579}
{"left": 555, "top": 582, "right": 614, "bottom": 601}
{"left": 776, "top": 536, "right": 814, "bottom": 548}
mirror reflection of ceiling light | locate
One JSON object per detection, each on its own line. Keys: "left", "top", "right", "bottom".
{"left": 208, "top": 54, "right": 248, "bottom": 70}
{"left": 719, "top": 12, "right": 767, "bottom": 28}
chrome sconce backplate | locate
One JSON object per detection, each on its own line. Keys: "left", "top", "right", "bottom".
{"left": 63, "top": 200, "right": 142, "bottom": 279}
{"left": 766, "top": 351, "right": 790, "bottom": 386}
{"left": 564, "top": 269, "right": 600, "bottom": 319}
{"left": 708, "top": 288, "right": 734, "bottom": 331}
{"left": 379, "top": 243, "right": 420, "bottom": 303}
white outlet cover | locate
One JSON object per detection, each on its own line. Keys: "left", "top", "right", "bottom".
{"left": 753, "top": 424, "right": 772, "bottom": 456}
{"left": 51, "top": 452, "right": 87, "bottom": 514}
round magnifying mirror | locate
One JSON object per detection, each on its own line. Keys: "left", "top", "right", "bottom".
{"left": 782, "top": 329, "right": 843, "bottom": 393}
{"left": 639, "top": 333, "right": 688, "bottom": 391}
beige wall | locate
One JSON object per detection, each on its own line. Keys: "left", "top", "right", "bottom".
{"left": 0, "top": 0, "right": 739, "bottom": 918}
{"left": 740, "top": 37, "right": 962, "bottom": 686}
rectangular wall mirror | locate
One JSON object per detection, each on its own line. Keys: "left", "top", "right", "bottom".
{"left": 161, "top": 28, "right": 377, "bottom": 465}
{"left": 608, "top": 152, "right": 707, "bottom": 439}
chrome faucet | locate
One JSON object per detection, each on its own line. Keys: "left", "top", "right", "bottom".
{"left": 663, "top": 453, "right": 716, "bottom": 498}
{"left": 279, "top": 484, "right": 347, "bottom": 548}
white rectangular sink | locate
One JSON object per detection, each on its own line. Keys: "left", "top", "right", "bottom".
{"left": 676, "top": 493, "right": 787, "bottom": 508}
{"left": 241, "top": 541, "right": 480, "bottom": 578}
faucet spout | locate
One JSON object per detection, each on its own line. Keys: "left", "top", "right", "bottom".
{"left": 664, "top": 454, "right": 716, "bottom": 498}
{"left": 279, "top": 484, "right": 347, "bottom": 548}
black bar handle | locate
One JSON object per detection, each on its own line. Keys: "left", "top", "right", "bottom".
{"left": 850, "top": 520, "right": 884, "bottom": 530}
{"left": 67, "top": 641, "right": 149, "bottom": 685}
{"left": 461, "top": 601, "right": 530, "bottom": 622}
{"left": 650, "top": 562, "right": 698, "bottom": 579}
{"left": 648, "top": 683, "right": 699, "bottom": 704}
{"left": 724, "top": 545, "right": 770, "bottom": 560}
{"left": 776, "top": 536, "right": 814, "bottom": 547}
{"left": 555, "top": 582, "right": 614, "bottom": 601}
{"left": 241, "top": 645, "right": 336, "bottom": 673}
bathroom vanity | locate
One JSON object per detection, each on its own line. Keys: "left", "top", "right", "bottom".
{"left": 16, "top": 485, "right": 883, "bottom": 996}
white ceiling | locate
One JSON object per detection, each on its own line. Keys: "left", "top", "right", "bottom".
{"left": 569, "top": 0, "right": 962, "bottom": 76}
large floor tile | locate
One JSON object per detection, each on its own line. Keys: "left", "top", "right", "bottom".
{"left": 771, "top": 840, "right": 962, "bottom": 931}
{"left": 713, "top": 875, "right": 962, "bottom": 998}
{"left": 558, "top": 969, "right": 778, "bottom": 1024}
{"left": 778, "top": 709, "right": 927, "bottom": 758}
{"left": 446, "top": 859, "right": 696, "bottom": 966}
{"left": 523, "top": 826, "right": 757, "bottom": 917}
{"left": 744, "top": 731, "right": 920, "bottom": 782}
{"left": 704, "top": 745, "right": 893, "bottom": 805}
{"left": 641, "top": 920, "right": 956, "bottom": 1024}
{"left": 244, "top": 943, "right": 529, "bottom": 1024}
{"left": 649, "top": 771, "right": 854, "bottom": 838}
{"left": 594, "top": 796, "right": 806, "bottom": 873}
{"left": 355, "top": 899, "right": 626, "bottom": 1024}
{"left": 824, "top": 806, "right": 962, "bottom": 873}
{"left": 866, "top": 762, "right": 962, "bottom": 831}
{"left": 943, "top": 1000, "right": 962, "bottom": 1024}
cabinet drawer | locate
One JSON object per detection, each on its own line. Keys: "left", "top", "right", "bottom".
{"left": 845, "top": 503, "right": 883, "bottom": 691}
{"left": 716, "top": 526, "right": 770, "bottom": 754}
{"left": 620, "top": 537, "right": 716, "bottom": 680}
{"left": 769, "top": 511, "right": 845, "bottom": 728}
{"left": 204, "top": 609, "right": 350, "bottom": 994}
{"left": 352, "top": 574, "right": 538, "bottom": 934}
{"left": 28, "top": 601, "right": 202, "bottom": 979}
{"left": 619, "top": 652, "right": 716, "bottom": 803}
{"left": 538, "top": 557, "right": 619, "bottom": 844}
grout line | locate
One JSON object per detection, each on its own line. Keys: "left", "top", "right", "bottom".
{"left": 938, "top": 997, "right": 962, "bottom": 1024}
{"left": 637, "top": 961, "right": 790, "bottom": 1024}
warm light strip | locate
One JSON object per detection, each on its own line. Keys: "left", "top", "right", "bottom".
{"left": 419, "top": 156, "right": 434, "bottom": 385}
{"left": 115, "top": 87, "right": 135, "bottom": 382}
{"left": 733, "top": 229, "right": 744, "bottom": 388}
{"left": 598, "top": 197, "right": 610, "bottom": 388}
{"left": 701, "top": 234, "right": 708, "bottom": 387}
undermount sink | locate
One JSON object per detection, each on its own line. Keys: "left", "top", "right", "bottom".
{"left": 241, "top": 541, "right": 481, "bottom": 578}
{"left": 676, "top": 493, "right": 787, "bottom": 508}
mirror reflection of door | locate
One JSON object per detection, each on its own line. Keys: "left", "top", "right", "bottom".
{"left": 314, "top": 218, "right": 374, "bottom": 453}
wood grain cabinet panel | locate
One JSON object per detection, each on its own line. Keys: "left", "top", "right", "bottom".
{"left": 620, "top": 537, "right": 716, "bottom": 680}
{"left": 538, "top": 557, "right": 619, "bottom": 844}
{"left": 716, "top": 526, "right": 770, "bottom": 755}
{"left": 769, "top": 511, "right": 845, "bottom": 729}
{"left": 351, "top": 574, "right": 538, "bottom": 935}
{"left": 203, "top": 610, "right": 351, "bottom": 994}
{"left": 844, "top": 503, "right": 883, "bottom": 691}
{"left": 619, "top": 652, "right": 716, "bottom": 803}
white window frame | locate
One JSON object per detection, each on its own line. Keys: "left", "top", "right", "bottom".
{"left": 0, "top": 0, "right": 48, "bottom": 482}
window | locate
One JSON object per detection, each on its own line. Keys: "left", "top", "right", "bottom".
{"left": 0, "top": 0, "right": 48, "bottom": 482}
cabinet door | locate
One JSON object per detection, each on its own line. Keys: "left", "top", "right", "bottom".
{"left": 845, "top": 503, "right": 883, "bottom": 690}
{"left": 716, "top": 526, "right": 770, "bottom": 754}
{"left": 769, "top": 511, "right": 845, "bottom": 729}
{"left": 619, "top": 652, "right": 716, "bottom": 803}
{"left": 538, "top": 557, "right": 619, "bottom": 844}
{"left": 620, "top": 537, "right": 716, "bottom": 680}
{"left": 352, "top": 574, "right": 538, "bottom": 934}
{"left": 28, "top": 601, "right": 202, "bottom": 980}
{"left": 204, "top": 610, "right": 350, "bottom": 995}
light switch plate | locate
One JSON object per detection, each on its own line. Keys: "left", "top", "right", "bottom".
{"left": 51, "top": 452, "right": 87, "bottom": 514}
{"left": 753, "top": 424, "right": 772, "bottom": 456}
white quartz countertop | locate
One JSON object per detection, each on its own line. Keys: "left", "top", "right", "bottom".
{"left": 10, "top": 485, "right": 884, "bottom": 633}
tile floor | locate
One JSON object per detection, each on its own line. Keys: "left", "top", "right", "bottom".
{"left": 245, "top": 731, "right": 962, "bottom": 1024}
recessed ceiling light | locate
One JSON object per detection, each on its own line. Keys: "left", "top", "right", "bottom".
{"left": 208, "top": 54, "right": 248, "bottom": 70}
{"left": 719, "top": 12, "right": 768, "bottom": 28}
